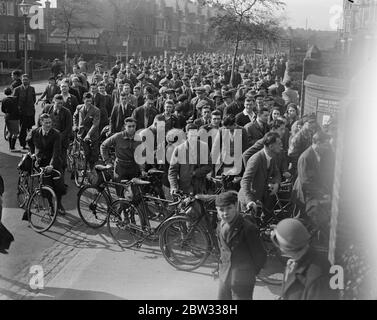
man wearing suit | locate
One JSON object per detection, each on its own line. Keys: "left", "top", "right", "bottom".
{"left": 216, "top": 191, "right": 266, "bottom": 300}
{"left": 27, "top": 113, "right": 67, "bottom": 214}
{"left": 69, "top": 76, "right": 87, "bottom": 104}
{"left": 291, "top": 132, "right": 332, "bottom": 235}
{"left": 73, "top": 92, "right": 101, "bottom": 171}
{"left": 14, "top": 74, "right": 36, "bottom": 151}
{"left": 235, "top": 97, "right": 256, "bottom": 127}
{"left": 243, "top": 120, "right": 290, "bottom": 179}
{"left": 60, "top": 81, "right": 79, "bottom": 116}
{"left": 238, "top": 132, "right": 282, "bottom": 212}
{"left": 108, "top": 92, "right": 135, "bottom": 136}
{"left": 132, "top": 94, "right": 159, "bottom": 131}
{"left": 90, "top": 83, "right": 108, "bottom": 133}
{"left": 42, "top": 94, "right": 73, "bottom": 172}
{"left": 244, "top": 107, "right": 270, "bottom": 147}
{"left": 168, "top": 124, "right": 212, "bottom": 195}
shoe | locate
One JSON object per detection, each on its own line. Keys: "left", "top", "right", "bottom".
{"left": 0, "top": 248, "right": 9, "bottom": 254}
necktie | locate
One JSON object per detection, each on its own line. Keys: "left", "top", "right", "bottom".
{"left": 285, "top": 259, "right": 297, "bottom": 281}
{"left": 144, "top": 109, "right": 149, "bottom": 128}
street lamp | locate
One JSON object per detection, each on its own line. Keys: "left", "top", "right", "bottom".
{"left": 18, "top": 0, "right": 33, "bottom": 75}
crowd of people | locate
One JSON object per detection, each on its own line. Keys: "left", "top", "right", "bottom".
{"left": 1, "top": 51, "right": 338, "bottom": 299}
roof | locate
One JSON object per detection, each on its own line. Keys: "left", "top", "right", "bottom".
{"left": 50, "top": 28, "right": 105, "bottom": 39}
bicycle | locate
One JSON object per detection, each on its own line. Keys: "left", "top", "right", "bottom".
{"left": 77, "top": 166, "right": 174, "bottom": 230}
{"left": 106, "top": 177, "right": 185, "bottom": 249}
{"left": 159, "top": 193, "right": 220, "bottom": 272}
{"left": 3, "top": 124, "right": 9, "bottom": 142}
{"left": 68, "top": 132, "right": 91, "bottom": 187}
{"left": 26, "top": 166, "right": 62, "bottom": 233}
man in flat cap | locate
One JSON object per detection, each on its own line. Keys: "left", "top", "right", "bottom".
{"left": 216, "top": 191, "right": 266, "bottom": 300}
{"left": 189, "top": 86, "right": 214, "bottom": 120}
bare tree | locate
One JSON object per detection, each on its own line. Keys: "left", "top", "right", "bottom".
{"left": 207, "top": 0, "right": 285, "bottom": 86}
{"left": 53, "top": 0, "right": 101, "bottom": 74}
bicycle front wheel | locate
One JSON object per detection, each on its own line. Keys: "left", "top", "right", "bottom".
{"left": 27, "top": 186, "right": 58, "bottom": 233}
{"left": 159, "top": 216, "right": 210, "bottom": 271}
{"left": 17, "top": 174, "right": 30, "bottom": 208}
{"left": 74, "top": 150, "right": 88, "bottom": 187}
{"left": 77, "top": 184, "right": 109, "bottom": 228}
{"left": 107, "top": 200, "right": 145, "bottom": 249}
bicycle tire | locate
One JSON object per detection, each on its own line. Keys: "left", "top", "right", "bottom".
{"left": 17, "top": 174, "right": 30, "bottom": 208}
{"left": 107, "top": 199, "right": 145, "bottom": 249}
{"left": 4, "top": 125, "right": 9, "bottom": 141}
{"left": 66, "top": 143, "right": 74, "bottom": 173}
{"left": 74, "top": 150, "right": 88, "bottom": 187}
{"left": 27, "top": 186, "right": 58, "bottom": 233}
{"left": 159, "top": 215, "right": 211, "bottom": 271}
{"left": 77, "top": 184, "right": 109, "bottom": 229}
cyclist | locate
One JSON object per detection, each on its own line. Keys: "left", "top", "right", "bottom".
{"left": 73, "top": 92, "right": 101, "bottom": 176}
{"left": 100, "top": 117, "right": 147, "bottom": 196}
{"left": 37, "top": 76, "right": 61, "bottom": 104}
{"left": 27, "top": 113, "right": 67, "bottom": 215}
{"left": 41, "top": 94, "right": 73, "bottom": 173}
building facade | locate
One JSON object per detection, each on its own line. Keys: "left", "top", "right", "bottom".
{"left": 0, "top": 0, "right": 39, "bottom": 69}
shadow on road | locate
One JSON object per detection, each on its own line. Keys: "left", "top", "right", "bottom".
{"left": 0, "top": 274, "right": 124, "bottom": 300}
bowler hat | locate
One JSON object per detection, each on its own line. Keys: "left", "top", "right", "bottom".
{"left": 271, "top": 218, "right": 311, "bottom": 251}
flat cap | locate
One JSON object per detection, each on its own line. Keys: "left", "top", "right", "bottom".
{"left": 215, "top": 191, "right": 238, "bottom": 207}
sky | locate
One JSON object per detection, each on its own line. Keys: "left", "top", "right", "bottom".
{"left": 38, "top": 0, "right": 344, "bottom": 31}
{"left": 283, "top": 0, "right": 344, "bottom": 31}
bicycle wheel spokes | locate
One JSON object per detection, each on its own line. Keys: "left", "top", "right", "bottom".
{"left": 160, "top": 217, "right": 210, "bottom": 271}
{"left": 74, "top": 152, "right": 87, "bottom": 187}
{"left": 107, "top": 200, "right": 145, "bottom": 249}
{"left": 28, "top": 187, "right": 57, "bottom": 233}
{"left": 17, "top": 175, "right": 29, "bottom": 208}
{"left": 77, "top": 185, "right": 108, "bottom": 228}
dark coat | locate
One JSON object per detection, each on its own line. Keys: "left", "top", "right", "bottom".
{"left": 217, "top": 214, "right": 266, "bottom": 284}
{"left": 92, "top": 93, "right": 109, "bottom": 131}
{"left": 239, "top": 149, "right": 281, "bottom": 205}
{"left": 244, "top": 120, "right": 269, "bottom": 147}
{"left": 1, "top": 96, "right": 20, "bottom": 120}
{"left": 223, "top": 102, "right": 243, "bottom": 119}
{"left": 281, "top": 248, "right": 339, "bottom": 300}
{"left": 109, "top": 103, "right": 136, "bottom": 135}
{"left": 62, "top": 94, "right": 79, "bottom": 116}
{"left": 14, "top": 85, "right": 36, "bottom": 117}
{"left": 132, "top": 105, "right": 159, "bottom": 131}
{"left": 154, "top": 113, "right": 181, "bottom": 132}
{"left": 41, "top": 84, "right": 60, "bottom": 102}
{"left": 27, "top": 127, "right": 62, "bottom": 170}
{"left": 168, "top": 140, "right": 212, "bottom": 194}
{"left": 235, "top": 111, "right": 254, "bottom": 127}
{"left": 292, "top": 146, "right": 329, "bottom": 207}
{"left": 42, "top": 105, "right": 73, "bottom": 148}
{"left": 69, "top": 86, "right": 87, "bottom": 104}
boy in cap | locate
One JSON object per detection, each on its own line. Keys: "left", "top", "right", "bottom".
{"left": 216, "top": 191, "right": 266, "bottom": 300}
{"left": 271, "top": 218, "right": 338, "bottom": 300}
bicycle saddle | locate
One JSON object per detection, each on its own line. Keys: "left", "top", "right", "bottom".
{"left": 148, "top": 168, "right": 164, "bottom": 175}
{"left": 195, "top": 194, "right": 217, "bottom": 203}
{"left": 131, "top": 178, "right": 151, "bottom": 185}
{"left": 95, "top": 164, "right": 112, "bottom": 171}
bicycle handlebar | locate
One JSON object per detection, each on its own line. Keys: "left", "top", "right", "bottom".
{"left": 31, "top": 167, "right": 61, "bottom": 180}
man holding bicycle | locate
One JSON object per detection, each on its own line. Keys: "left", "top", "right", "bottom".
{"left": 27, "top": 113, "right": 67, "bottom": 215}
{"left": 100, "top": 117, "right": 147, "bottom": 196}
{"left": 73, "top": 92, "right": 101, "bottom": 175}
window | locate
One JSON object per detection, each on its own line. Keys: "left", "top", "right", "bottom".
{"left": 0, "top": 34, "right": 7, "bottom": 51}
{"left": 8, "top": 34, "right": 15, "bottom": 51}
{"left": 0, "top": 0, "right": 14, "bottom": 16}
{"left": 19, "top": 34, "right": 36, "bottom": 50}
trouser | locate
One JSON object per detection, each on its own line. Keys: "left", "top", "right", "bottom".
{"left": 218, "top": 278, "right": 255, "bottom": 300}
{"left": 42, "top": 170, "right": 67, "bottom": 209}
{"left": 82, "top": 139, "right": 99, "bottom": 170}
{"left": 114, "top": 162, "right": 140, "bottom": 197}
{"left": 19, "top": 115, "right": 35, "bottom": 148}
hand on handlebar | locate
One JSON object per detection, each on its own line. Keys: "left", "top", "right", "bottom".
{"left": 246, "top": 201, "right": 257, "bottom": 212}
{"left": 45, "top": 165, "right": 53, "bottom": 173}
